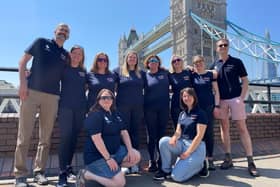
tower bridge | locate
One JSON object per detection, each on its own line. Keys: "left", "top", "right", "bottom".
{"left": 118, "top": 0, "right": 280, "bottom": 113}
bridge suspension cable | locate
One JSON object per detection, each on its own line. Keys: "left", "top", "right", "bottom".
{"left": 190, "top": 11, "right": 280, "bottom": 64}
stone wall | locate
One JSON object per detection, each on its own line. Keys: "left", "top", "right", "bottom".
{"left": 0, "top": 113, "right": 279, "bottom": 156}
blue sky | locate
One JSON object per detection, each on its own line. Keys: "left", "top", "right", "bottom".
{"left": 0, "top": 0, "right": 279, "bottom": 86}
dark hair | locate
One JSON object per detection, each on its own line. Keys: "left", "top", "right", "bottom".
{"left": 143, "top": 54, "right": 162, "bottom": 69}
{"left": 90, "top": 52, "right": 110, "bottom": 73}
{"left": 89, "top": 89, "right": 116, "bottom": 113}
{"left": 180, "top": 87, "right": 198, "bottom": 110}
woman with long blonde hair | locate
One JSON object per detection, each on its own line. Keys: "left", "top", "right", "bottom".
{"left": 113, "top": 50, "right": 144, "bottom": 173}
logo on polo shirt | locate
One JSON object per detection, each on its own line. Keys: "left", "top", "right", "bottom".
{"left": 104, "top": 116, "right": 112, "bottom": 124}
{"left": 158, "top": 75, "right": 164, "bottom": 79}
{"left": 44, "top": 44, "right": 50, "bottom": 52}
{"left": 183, "top": 76, "right": 189, "bottom": 80}
{"left": 60, "top": 53, "right": 67, "bottom": 61}
{"left": 107, "top": 77, "right": 114, "bottom": 82}
{"left": 79, "top": 72, "right": 85, "bottom": 77}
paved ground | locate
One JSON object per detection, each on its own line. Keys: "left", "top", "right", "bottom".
{"left": 1, "top": 139, "right": 280, "bottom": 187}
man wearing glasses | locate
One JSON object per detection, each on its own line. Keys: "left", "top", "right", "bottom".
{"left": 14, "top": 23, "right": 71, "bottom": 187}
{"left": 211, "top": 38, "right": 259, "bottom": 177}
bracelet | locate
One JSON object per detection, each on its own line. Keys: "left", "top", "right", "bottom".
{"left": 215, "top": 105, "right": 220, "bottom": 108}
{"left": 105, "top": 156, "right": 111, "bottom": 161}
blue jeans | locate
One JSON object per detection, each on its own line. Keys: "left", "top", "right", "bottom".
{"left": 159, "top": 136, "right": 206, "bottom": 182}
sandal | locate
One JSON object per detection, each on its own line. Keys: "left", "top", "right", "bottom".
{"left": 248, "top": 162, "right": 260, "bottom": 177}
{"left": 76, "top": 169, "right": 87, "bottom": 187}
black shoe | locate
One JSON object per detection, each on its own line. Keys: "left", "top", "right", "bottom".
{"left": 34, "top": 172, "right": 48, "bottom": 185}
{"left": 248, "top": 162, "right": 260, "bottom": 177}
{"left": 220, "top": 159, "right": 233, "bottom": 170}
{"left": 208, "top": 159, "right": 216, "bottom": 171}
{"left": 57, "top": 172, "right": 68, "bottom": 187}
{"left": 15, "top": 177, "right": 28, "bottom": 187}
{"left": 153, "top": 170, "right": 171, "bottom": 181}
{"left": 66, "top": 166, "right": 76, "bottom": 180}
{"left": 199, "top": 160, "right": 209, "bottom": 178}
{"left": 148, "top": 160, "right": 158, "bottom": 172}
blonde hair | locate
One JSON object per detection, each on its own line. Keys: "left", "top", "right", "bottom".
{"left": 121, "top": 50, "right": 141, "bottom": 78}
{"left": 169, "top": 55, "right": 184, "bottom": 73}
{"left": 90, "top": 52, "right": 110, "bottom": 74}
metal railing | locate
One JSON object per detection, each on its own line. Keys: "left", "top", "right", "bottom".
{"left": 1, "top": 67, "right": 280, "bottom": 114}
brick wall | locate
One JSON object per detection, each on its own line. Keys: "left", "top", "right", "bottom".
{"left": 0, "top": 113, "right": 279, "bottom": 157}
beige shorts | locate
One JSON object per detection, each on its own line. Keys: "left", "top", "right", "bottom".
{"left": 219, "top": 97, "right": 247, "bottom": 120}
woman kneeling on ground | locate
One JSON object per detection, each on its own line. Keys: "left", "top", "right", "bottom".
{"left": 76, "top": 89, "right": 141, "bottom": 187}
{"left": 153, "top": 87, "right": 208, "bottom": 182}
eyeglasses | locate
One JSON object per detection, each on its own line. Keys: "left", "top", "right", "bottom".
{"left": 218, "top": 43, "right": 228, "bottom": 48}
{"left": 172, "top": 58, "right": 182, "bottom": 64}
{"left": 148, "top": 57, "right": 160, "bottom": 63}
{"left": 100, "top": 96, "right": 113, "bottom": 100}
{"left": 97, "top": 58, "right": 108, "bottom": 62}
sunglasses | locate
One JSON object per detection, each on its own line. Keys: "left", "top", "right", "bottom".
{"left": 218, "top": 43, "right": 228, "bottom": 48}
{"left": 100, "top": 96, "right": 113, "bottom": 100}
{"left": 97, "top": 58, "right": 108, "bottom": 62}
{"left": 172, "top": 58, "right": 182, "bottom": 64}
{"left": 148, "top": 57, "right": 160, "bottom": 63}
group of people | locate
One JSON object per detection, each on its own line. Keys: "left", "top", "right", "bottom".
{"left": 14, "top": 23, "right": 259, "bottom": 187}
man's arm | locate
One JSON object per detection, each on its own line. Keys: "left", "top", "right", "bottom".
{"left": 240, "top": 76, "right": 248, "bottom": 101}
{"left": 18, "top": 53, "right": 32, "bottom": 100}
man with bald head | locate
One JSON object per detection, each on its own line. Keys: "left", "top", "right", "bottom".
{"left": 14, "top": 23, "right": 71, "bottom": 187}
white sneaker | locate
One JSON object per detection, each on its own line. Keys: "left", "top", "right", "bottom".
{"left": 121, "top": 167, "right": 131, "bottom": 174}
{"left": 130, "top": 165, "right": 139, "bottom": 174}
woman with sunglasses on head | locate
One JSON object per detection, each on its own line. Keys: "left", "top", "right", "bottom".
{"left": 191, "top": 55, "right": 220, "bottom": 174}
{"left": 168, "top": 55, "right": 192, "bottom": 129}
{"left": 87, "top": 52, "right": 117, "bottom": 110}
{"left": 153, "top": 88, "right": 207, "bottom": 182}
{"left": 143, "top": 54, "right": 170, "bottom": 172}
{"left": 57, "top": 45, "right": 87, "bottom": 187}
{"left": 76, "top": 89, "right": 141, "bottom": 187}
{"left": 113, "top": 50, "right": 144, "bottom": 174}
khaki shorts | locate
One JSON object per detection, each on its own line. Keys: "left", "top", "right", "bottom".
{"left": 219, "top": 97, "right": 247, "bottom": 120}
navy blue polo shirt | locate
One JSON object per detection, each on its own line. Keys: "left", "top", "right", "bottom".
{"left": 86, "top": 72, "right": 117, "bottom": 109}
{"left": 169, "top": 69, "right": 192, "bottom": 108}
{"left": 113, "top": 67, "right": 144, "bottom": 106}
{"left": 143, "top": 69, "right": 170, "bottom": 109}
{"left": 59, "top": 66, "right": 87, "bottom": 110}
{"left": 178, "top": 106, "right": 208, "bottom": 140}
{"left": 83, "top": 110, "right": 127, "bottom": 164}
{"left": 191, "top": 71, "right": 215, "bottom": 108}
{"left": 210, "top": 55, "right": 248, "bottom": 100}
{"left": 25, "top": 38, "right": 69, "bottom": 95}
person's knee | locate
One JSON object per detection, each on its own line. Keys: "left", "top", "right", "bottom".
{"left": 112, "top": 173, "right": 126, "bottom": 187}
{"left": 171, "top": 173, "right": 187, "bottom": 183}
{"left": 159, "top": 136, "right": 170, "bottom": 147}
{"left": 134, "top": 150, "right": 141, "bottom": 164}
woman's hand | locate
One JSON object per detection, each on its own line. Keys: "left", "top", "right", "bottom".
{"left": 169, "top": 136, "right": 177, "bottom": 147}
{"left": 106, "top": 158, "right": 119, "bottom": 171}
{"left": 126, "top": 148, "right": 137, "bottom": 163}
{"left": 180, "top": 151, "right": 190, "bottom": 160}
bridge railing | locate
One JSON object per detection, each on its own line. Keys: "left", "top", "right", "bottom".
{"left": 1, "top": 68, "right": 280, "bottom": 114}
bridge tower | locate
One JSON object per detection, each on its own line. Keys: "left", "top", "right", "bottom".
{"left": 118, "top": 28, "right": 140, "bottom": 67}
{"left": 170, "top": 0, "right": 226, "bottom": 66}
